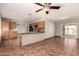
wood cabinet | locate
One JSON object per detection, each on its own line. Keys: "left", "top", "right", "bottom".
{"left": 9, "top": 21, "right": 16, "bottom": 29}
{"left": 9, "top": 32, "right": 17, "bottom": 39}
{"left": 30, "top": 21, "right": 45, "bottom": 33}
{"left": 32, "top": 21, "right": 45, "bottom": 29}
{"left": 38, "top": 21, "right": 45, "bottom": 29}
{"left": 1, "top": 18, "right": 18, "bottom": 47}
{"left": 2, "top": 19, "right": 9, "bottom": 39}
{"left": 2, "top": 18, "right": 17, "bottom": 40}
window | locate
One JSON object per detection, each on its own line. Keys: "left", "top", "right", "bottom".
{"left": 64, "top": 24, "right": 77, "bottom": 35}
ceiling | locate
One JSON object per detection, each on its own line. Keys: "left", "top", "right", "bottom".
{"left": 0, "top": 3, "right": 79, "bottom": 21}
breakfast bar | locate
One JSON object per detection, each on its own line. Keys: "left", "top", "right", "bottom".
{"left": 19, "top": 32, "right": 45, "bottom": 46}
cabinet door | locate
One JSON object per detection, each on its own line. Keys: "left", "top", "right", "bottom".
{"left": 9, "top": 21, "right": 16, "bottom": 29}
{"left": 9, "top": 32, "right": 17, "bottom": 39}
{"left": 41, "top": 21, "right": 45, "bottom": 29}
{"left": 38, "top": 22, "right": 41, "bottom": 28}
{"left": 2, "top": 20, "right": 9, "bottom": 39}
{"left": 38, "top": 21, "right": 45, "bottom": 29}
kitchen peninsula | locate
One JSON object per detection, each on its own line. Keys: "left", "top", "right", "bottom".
{"left": 18, "top": 21, "right": 45, "bottom": 47}
{"left": 19, "top": 32, "right": 45, "bottom": 46}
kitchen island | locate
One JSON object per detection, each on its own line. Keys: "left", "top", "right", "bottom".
{"left": 19, "top": 32, "right": 45, "bottom": 46}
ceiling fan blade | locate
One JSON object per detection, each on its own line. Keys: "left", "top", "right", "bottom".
{"left": 46, "top": 11, "right": 49, "bottom": 14}
{"left": 50, "top": 6, "right": 60, "bottom": 9}
{"left": 35, "top": 8, "right": 42, "bottom": 12}
{"left": 35, "top": 3, "right": 43, "bottom": 6}
{"left": 48, "top": 3, "right": 52, "bottom": 5}
{"left": 44, "top": 3, "right": 51, "bottom": 5}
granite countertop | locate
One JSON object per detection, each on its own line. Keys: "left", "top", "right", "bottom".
{"left": 21, "top": 32, "right": 44, "bottom": 34}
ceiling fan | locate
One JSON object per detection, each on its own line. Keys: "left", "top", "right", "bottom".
{"left": 35, "top": 3, "right": 60, "bottom": 14}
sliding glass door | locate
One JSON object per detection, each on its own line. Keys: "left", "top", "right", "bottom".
{"left": 62, "top": 24, "right": 77, "bottom": 38}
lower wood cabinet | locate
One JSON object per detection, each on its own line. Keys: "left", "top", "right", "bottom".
{"left": 9, "top": 32, "right": 17, "bottom": 39}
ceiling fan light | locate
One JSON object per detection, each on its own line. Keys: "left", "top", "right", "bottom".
{"left": 46, "top": 11, "right": 49, "bottom": 14}
{"left": 43, "top": 7, "right": 49, "bottom": 11}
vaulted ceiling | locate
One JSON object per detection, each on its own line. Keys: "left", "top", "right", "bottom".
{"left": 0, "top": 3, "right": 79, "bottom": 21}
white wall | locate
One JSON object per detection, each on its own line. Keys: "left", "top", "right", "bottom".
{"left": 45, "top": 20, "right": 55, "bottom": 39}
{"left": 17, "top": 21, "right": 30, "bottom": 33}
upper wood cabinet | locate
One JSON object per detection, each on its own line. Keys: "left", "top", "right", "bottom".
{"left": 32, "top": 21, "right": 45, "bottom": 29}
{"left": 9, "top": 21, "right": 16, "bottom": 29}
{"left": 38, "top": 21, "right": 45, "bottom": 29}
{"left": 30, "top": 21, "right": 45, "bottom": 33}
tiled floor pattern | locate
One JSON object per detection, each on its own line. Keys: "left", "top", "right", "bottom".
{"left": 0, "top": 37, "right": 79, "bottom": 56}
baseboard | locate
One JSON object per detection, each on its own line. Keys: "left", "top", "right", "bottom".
{"left": 44, "top": 36, "right": 61, "bottom": 40}
{"left": 44, "top": 37, "right": 54, "bottom": 40}
{"left": 54, "top": 36, "right": 61, "bottom": 37}
{"left": 44, "top": 36, "right": 57, "bottom": 40}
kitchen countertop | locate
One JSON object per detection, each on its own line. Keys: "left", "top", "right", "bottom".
{"left": 21, "top": 32, "right": 45, "bottom": 34}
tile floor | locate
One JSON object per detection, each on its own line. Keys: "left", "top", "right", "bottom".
{"left": 0, "top": 37, "right": 79, "bottom": 56}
